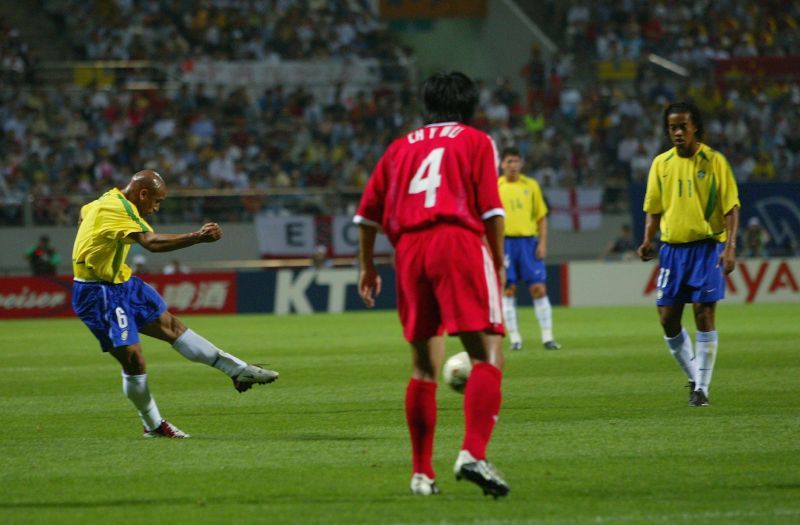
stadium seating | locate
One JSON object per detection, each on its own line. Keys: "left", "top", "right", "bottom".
{"left": 1, "top": 1, "right": 799, "bottom": 227}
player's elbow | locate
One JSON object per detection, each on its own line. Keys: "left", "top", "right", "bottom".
{"left": 134, "top": 233, "right": 160, "bottom": 252}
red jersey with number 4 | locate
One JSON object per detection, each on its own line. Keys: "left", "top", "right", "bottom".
{"left": 354, "top": 122, "right": 505, "bottom": 244}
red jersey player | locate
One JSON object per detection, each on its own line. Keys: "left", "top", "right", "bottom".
{"left": 354, "top": 71, "right": 510, "bottom": 498}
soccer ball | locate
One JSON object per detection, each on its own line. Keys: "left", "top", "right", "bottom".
{"left": 443, "top": 351, "right": 472, "bottom": 393}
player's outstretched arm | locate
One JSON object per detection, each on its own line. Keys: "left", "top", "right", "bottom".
{"left": 130, "top": 223, "right": 222, "bottom": 253}
{"left": 357, "top": 224, "right": 381, "bottom": 308}
{"left": 637, "top": 213, "right": 660, "bottom": 261}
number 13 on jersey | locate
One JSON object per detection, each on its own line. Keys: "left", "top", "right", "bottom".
{"left": 409, "top": 147, "right": 444, "bottom": 208}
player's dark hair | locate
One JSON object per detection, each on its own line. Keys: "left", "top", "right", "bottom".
{"left": 501, "top": 146, "right": 520, "bottom": 160}
{"left": 422, "top": 71, "right": 479, "bottom": 125}
{"left": 663, "top": 101, "right": 704, "bottom": 140}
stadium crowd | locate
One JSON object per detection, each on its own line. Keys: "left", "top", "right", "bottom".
{"left": 562, "top": 0, "right": 800, "bottom": 64}
{"left": 2, "top": 0, "right": 800, "bottom": 228}
{"left": 43, "top": 0, "right": 407, "bottom": 65}
{"left": 0, "top": 16, "right": 33, "bottom": 85}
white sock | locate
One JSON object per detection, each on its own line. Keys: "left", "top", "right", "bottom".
{"left": 122, "top": 372, "right": 162, "bottom": 431}
{"left": 533, "top": 296, "right": 553, "bottom": 343}
{"left": 664, "top": 328, "right": 697, "bottom": 383}
{"left": 502, "top": 296, "right": 519, "bottom": 335}
{"left": 172, "top": 329, "right": 247, "bottom": 377}
{"left": 696, "top": 330, "right": 718, "bottom": 395}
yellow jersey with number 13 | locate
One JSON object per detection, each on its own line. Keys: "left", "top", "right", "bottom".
{"left": 643, "top": 143, "right": 740, "bottom": 244}
{"left": 72, "top": 188, "right": 153, "bottom": 284}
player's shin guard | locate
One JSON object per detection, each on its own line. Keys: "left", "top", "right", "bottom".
{"left": 664, "top": 328, "right": 697, "bottom": 383}
{"left": 502, "top": 296, "right": 518, "bottom": 335}
{"left": 172, "top": 329, "right": 247, "bottom": 377}
{"left": 461, "top": 362, "right": 502, "bottom": 460}
{"left": 406, "top": 379, "right": 437, "bottom": 479}
{"left": 122, "top": 372, "right": 162, "bottom": 431}
{"left": 695, "top": 330, "right": 718, "bottom": 395}
{"left": 533, "top": 296, "right": 554, "bottom": 343}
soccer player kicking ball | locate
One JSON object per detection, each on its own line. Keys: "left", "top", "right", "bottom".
{"left": 497, "top": 147, "right": 560, "bottom": 351}
{"left": 72, "top": 170, "right": 279, "bottom": 438}
{"left": 355, "top": 71, "right": 510, "bottom": 498}
{"left": 638, "top": 102, "right": 740, "bottom": 407}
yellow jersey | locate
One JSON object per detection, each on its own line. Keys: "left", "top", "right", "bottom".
{"left": 72, "top": 188, "right": 153, "bottom": 283}
{"left": 643, "top": 143, "right": 740, "bottom": 243}
{"left": 498, "top": 174, "right": 548, "bottom": 237}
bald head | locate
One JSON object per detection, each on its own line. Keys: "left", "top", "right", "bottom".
{"left": 123, "top": 170, "right": 167, "bottom": 217}
{"left": 129, "top": 170, "right": 166, "bottom": 192}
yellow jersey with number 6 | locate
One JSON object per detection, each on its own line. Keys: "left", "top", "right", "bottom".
{"left": 643, "top": 144, "right": 740, "bottom": 243}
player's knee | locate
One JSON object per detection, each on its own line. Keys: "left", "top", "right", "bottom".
{"left": 531, "top": 284, "right": 546, "bottom": 298}
{"left": 161, "top": 312, "right": 187, "bottom": 342}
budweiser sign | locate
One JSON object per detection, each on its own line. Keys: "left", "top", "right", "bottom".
{"left": 0, "top": 277, "right": 74, "bottom": 318}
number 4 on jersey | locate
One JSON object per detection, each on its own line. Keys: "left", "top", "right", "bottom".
{"left": 409, "top": 147, "right": 444, "bottom": 208}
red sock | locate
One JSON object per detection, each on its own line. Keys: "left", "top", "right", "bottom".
{"left": 405, "top": 378, "right": 437, "bottom": 478}
{"left": 461, "top": 362, "right": 502, "bottom": 460}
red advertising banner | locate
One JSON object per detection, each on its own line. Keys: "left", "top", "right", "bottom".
{"left": 0, "top": 276, "right": 74, "bottom": 319}
{"left": 141, "top": 272, "right": 238, "bottom": 315}
{"left": 0, "top": 273, "right": 237, "bottom": 319}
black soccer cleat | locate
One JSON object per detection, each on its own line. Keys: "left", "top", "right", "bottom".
{"left": 543, "top": 340, "right": 561, "bottom": 350}
{"left": 688, "top": 389, "right": 709, "bottom": 407}
{"left": 454, "top": 450, "right": 510, "bottom": 499}
{"left": 686, "top": 381, "right": 696, "bottom": 403}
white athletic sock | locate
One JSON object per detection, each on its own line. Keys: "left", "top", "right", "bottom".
{"left": 664, "top": 328, "right": 697, "bottom": 383}
{"left": 122, "top": 372, "right": 162, "bottom": 431}
{"left": 696, "top": 330, "right": 718, "bottom": 395}
{"left": 502, "top": 296, "right": 519, "bottom": 336}
{"left": 533, "top": 296, "right": 553, "bottom": 343}
{"left": 172, "top": 329, "right": 247, "bottom": 377}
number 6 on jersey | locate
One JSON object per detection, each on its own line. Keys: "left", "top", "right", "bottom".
{"left": 409, "top": 147, "right": 444, "bottom": 208}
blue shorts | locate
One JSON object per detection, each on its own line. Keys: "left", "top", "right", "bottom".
{"left": 656, "top": 241, "right": 725, "bottom": 306}
{"left": 504, "top": 236, "right": 546, "bottom": 287}
{"left": 72, "top": 276, "right": 167, "bottom": 351}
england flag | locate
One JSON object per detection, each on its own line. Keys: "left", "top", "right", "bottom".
{"left": 545, "top": 188, "right": 604, "bottom": 231}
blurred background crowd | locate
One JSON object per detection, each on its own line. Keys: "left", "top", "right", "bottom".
{"left": 1, "top": 0, "right": 799, "bottom": 230}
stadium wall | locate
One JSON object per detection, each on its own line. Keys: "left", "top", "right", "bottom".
{"left": 2, "top": 259, "right": 797, "bottom": 319}
{"left": 0, "top": 215, "right": 630, "bottom": 275}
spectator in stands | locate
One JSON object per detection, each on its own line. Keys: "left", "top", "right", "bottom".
{"left": 25, "top": 235, "right": 60, "bottom": 275}
{"left": 742, "top": 217, "right": 770, "bottom": 257}
{"left": 163, "top": 258, "right": 190, "bottom": 275}
{"left": 601, "top": 224, "right": 637, "bottom": 261}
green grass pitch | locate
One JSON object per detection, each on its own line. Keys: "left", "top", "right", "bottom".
{"left": 1, "top": 304, "right": 799, "bottom": 524}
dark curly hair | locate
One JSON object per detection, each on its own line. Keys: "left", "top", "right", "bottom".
{"left": 662, "top": 101, "right": 704, "bottom": 140}
{"left": 422, "top": 71, "right": 479, "bottom": 125}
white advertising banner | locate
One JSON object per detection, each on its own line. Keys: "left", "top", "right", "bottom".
{"left": 255, "top": 214, "right": 315, "bottom": 256}
{"left": 567, "top": 258, "right": 800, "bottom": 306}
{"left": 180, "top": 60, "right": 380, "bottom": 87}
{"left": 332, "top": 216, "right": 392, "bottom": 257}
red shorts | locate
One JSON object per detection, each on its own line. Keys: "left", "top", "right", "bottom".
{"left": 395, "top": 224, "right": 505, "bottom": 341}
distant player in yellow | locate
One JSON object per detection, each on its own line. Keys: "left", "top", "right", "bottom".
{"left": 72, "top": 170, "right": 279, "bottom": 438}
{"left": 637, "top": 102, "right": 740, "bottom": 407}
{"left": 498, "top": 147, "right": 560, "bottom": 351}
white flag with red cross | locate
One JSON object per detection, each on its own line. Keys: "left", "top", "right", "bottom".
{"left": 545, "top": 188, "right": 604, "bottom": 231}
